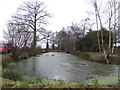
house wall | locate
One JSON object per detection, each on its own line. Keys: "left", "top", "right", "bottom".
{"left": 117, "top": 1, "right": 120, "bottom": 47}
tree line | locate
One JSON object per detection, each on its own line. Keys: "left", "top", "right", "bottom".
{"left": 55, "top": 0, "right": 120, "bottom": 63}
{"left": 4, "top": 0, "right": 120, "bottom": 63}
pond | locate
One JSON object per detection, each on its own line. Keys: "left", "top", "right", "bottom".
{"left": 16, "top": 52, "right": 118, "bottom": 84}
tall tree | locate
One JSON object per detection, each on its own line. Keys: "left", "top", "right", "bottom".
{"left": 50, "top": 32, "right": 57, "bottom": 50}
{"left": 94, "top": 2, "right": 102, "bottom": 54}
{"left": 111, "top": 0, "right": 118, "bottom": 56}
{"left": 13, "top": 1, "right": 51, "bottom": 48}
{"left": 93, "top": 0, "right": 107, "bottom": 60}
{"left": 69, "top": 23, "right": 82, "bottom": 51}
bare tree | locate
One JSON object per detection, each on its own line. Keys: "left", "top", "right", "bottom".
{"left": 94, "top": 0, "right": 107, "bottom": 60}
{"left": 90, "top": 0, "right": 119, "bottom": 63}
{"left": 103, "top": 0, "right": 119, "bottom": 57}
{"left": 12, "top": 1, "right": 51, "bottom": 48}
{"left": 4, "top": 20, "right": 32, "bottom": 48}
{"left": 56, "top": 23, "right": 83, "bottom": 52}
{"left": 94, "top": 2, "right": 102, "bottom": 54}
{"left": 69, "top": 23, "right": 82, "bottom": 51}
{"left": 50, "top": 32, "right": 57, "bottom": 50}
{"left": 111, "top": 0, "right": 118, "bottom": 56}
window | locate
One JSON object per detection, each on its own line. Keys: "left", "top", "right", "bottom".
{"left": 0, "top": 44, "right": 6, "bottom": 48}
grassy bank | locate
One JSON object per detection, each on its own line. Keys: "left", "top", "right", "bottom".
{"left": 2, "top": 77, "right": 119, "bottom": 88}
{"left": 70, "top": 51, "right": 120, "bottom": 65}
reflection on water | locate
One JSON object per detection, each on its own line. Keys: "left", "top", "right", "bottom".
{"left": 16, "top": 52, "right": 118, "bottom": 83}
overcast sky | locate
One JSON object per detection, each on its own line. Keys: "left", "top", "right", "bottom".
{"left": 0, "top": 0, "right": 94, "bottom": 41}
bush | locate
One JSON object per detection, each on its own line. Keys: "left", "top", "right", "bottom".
{"left": 2, "top": 60, "right": 9, "bottom": 68}
{"left": 8, "top": 63, "right": 16, "bottom": 68}
{"left": 22, "top": 75, "right": 42, "bottom": 84}
{"left": 80, "top": 53, "right": 90, "bottom": 60}
{"left": 11, "top": 48, "right": 21, "bottom": 61}
{"left": 2, "top": 54, "right": 12, "bottom": 68}
{"left": 2, "top": 68, "right": 23, "bottom": 81}
{"left": 2, "top": 63, "right": 23, "bottom": 81}
{"left": 91, "top": 79, "right": 100, "bottom": 88}
{"left": 11, "top": 47, "right": 42, "bottom": 60}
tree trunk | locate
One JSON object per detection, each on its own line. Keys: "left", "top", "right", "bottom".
{"left": 73, "top": 41, "right": 76, "bottom": 51}
{"left": 108, "top": 28, "right": 112, "bottom": 57}
{"left": 96, "top": 3, "right": 107, "bottom": 60}
{"left": 111, "top": 0, "right": 117, "bottom": 56}
{"left": 111, "top": 33, "right": 116, "bottom": 55}
{"left": 33, "top": 29, "right": 36, "bottom": 48}
{"left": 52, "top": 43, "right": 55, "bottom": 50}
{"left": 46, "top": 39, "right": 49, "bottom": 51}
{"left": 95, "top": 7, "right": 101, "bottom": 54}
{"left": 33, "top": 14, "right": 37, "bottom": 48}
{"left": 108, "top": 10, "right": 112, "bottom": 58}
{"left": 101, "top": 32, "right": 107, "bottom": 60}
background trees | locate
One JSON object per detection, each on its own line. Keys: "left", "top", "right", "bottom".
{"left": 55, "top": 22, "right": 91, "bottom": 52}
{"left": 77, "top": 29, "right": 113, "bottom": 52}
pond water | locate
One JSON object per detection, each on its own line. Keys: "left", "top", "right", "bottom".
{"left": 16, "top": 52, "right": 118, "bottom": 84}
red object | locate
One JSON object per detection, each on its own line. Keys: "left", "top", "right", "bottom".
{"left": 0, "top": 43, "right": 11, "bottom": 54}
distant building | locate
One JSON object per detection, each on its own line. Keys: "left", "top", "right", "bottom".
{"left": 117, "top": 1, "right": 120, "bottom": 47}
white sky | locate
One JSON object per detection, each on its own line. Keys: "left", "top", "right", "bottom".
{"left": 0, "top": 0, "right": 93, "bottom": 41}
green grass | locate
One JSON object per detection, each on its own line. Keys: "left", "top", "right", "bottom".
{"left": 81, "top": 52, "right": 120, "bottom": 65}
{"left": 87, "top": 52, "right": 100, "bottom": 56}
{"left": 22, "top": 75, "right": 42, "bottom": 84}
{"left": 2, "top": 77, "right": 119, "bottom": 88}
{"left": 77, "top": 82, "right": 84, "bottom": 88}
{"left": 19, "top": 81, "right": 29, "bottom": 88}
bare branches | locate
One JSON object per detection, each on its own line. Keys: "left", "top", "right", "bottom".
{"left": 10, "top": 0, "right": 51, "bottom": 48}
{"left": 4, "top": 21, "right": 33, "bottom": 49}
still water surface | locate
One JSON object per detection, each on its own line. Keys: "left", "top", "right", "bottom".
{"left": 16, "top": 52, "right": 118, "bottom": 83}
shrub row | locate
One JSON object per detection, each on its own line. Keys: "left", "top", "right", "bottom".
{"left": 11, "top": 47, "right": 42, "bottom": 61}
